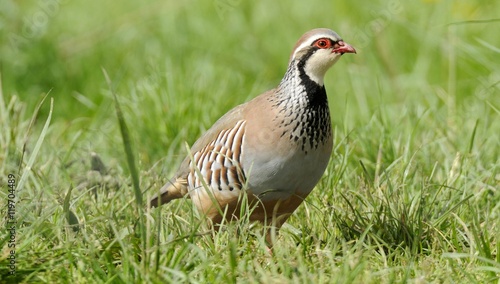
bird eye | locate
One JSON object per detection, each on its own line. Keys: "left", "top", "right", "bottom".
{"left": 314, "top": 39, "right": 331, "bottom": 49}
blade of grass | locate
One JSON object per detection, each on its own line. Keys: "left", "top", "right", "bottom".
{"left": 102, "top": 68, "right": 147, "bottom": 270}
{"left": 16, "top": 94, "right": 52, "bottom": 192}
{"left": 63, "top": 185, "right": 80, "bottom": 233}
{"left": 0, "top": 74, "right": 7, "bottom": 147}
{"left": 467, "top": 119, "right": 478, "bottom": 154}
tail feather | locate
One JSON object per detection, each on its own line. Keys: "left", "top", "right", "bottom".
{"left": 150, "top": 178, "right": 189, "bottom": 207}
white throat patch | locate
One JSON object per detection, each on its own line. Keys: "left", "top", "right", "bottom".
{"left": 303, "top": 51, "right": 341, "bottom": 86}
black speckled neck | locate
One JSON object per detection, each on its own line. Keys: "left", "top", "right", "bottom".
{"left": 269, "top": 56, "right": 332, "bottom": 154}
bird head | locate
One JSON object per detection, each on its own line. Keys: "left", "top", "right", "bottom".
{"left": 289, "top": 28, "right": 356, "bottom": 86}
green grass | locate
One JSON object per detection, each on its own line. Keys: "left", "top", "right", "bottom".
{"left": 1, "top": 0, "right": 500, "bottom": 282}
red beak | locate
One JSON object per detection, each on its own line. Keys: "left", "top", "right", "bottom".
{"left": 333, "top": 41, "right": 356, "bottom": 54}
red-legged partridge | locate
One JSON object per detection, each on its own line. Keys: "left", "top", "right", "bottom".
{"left": 151, "top": 28, "right": 356, "bottom": 244}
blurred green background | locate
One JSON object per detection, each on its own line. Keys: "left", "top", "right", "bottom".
{"left": 2, "top": 0, "right": 497, "bottom": 111}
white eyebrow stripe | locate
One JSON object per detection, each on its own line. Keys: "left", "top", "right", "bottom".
{"left": 291, "top": 33, "right": 341, "bottom": 59}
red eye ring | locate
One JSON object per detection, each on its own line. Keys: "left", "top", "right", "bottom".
{"left": 314, "top": 39, "right": 332, "bottom": 49}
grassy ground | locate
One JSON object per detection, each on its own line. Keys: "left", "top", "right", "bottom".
{"left": 1, "top": 0, "right": 499, "bottom": 283}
